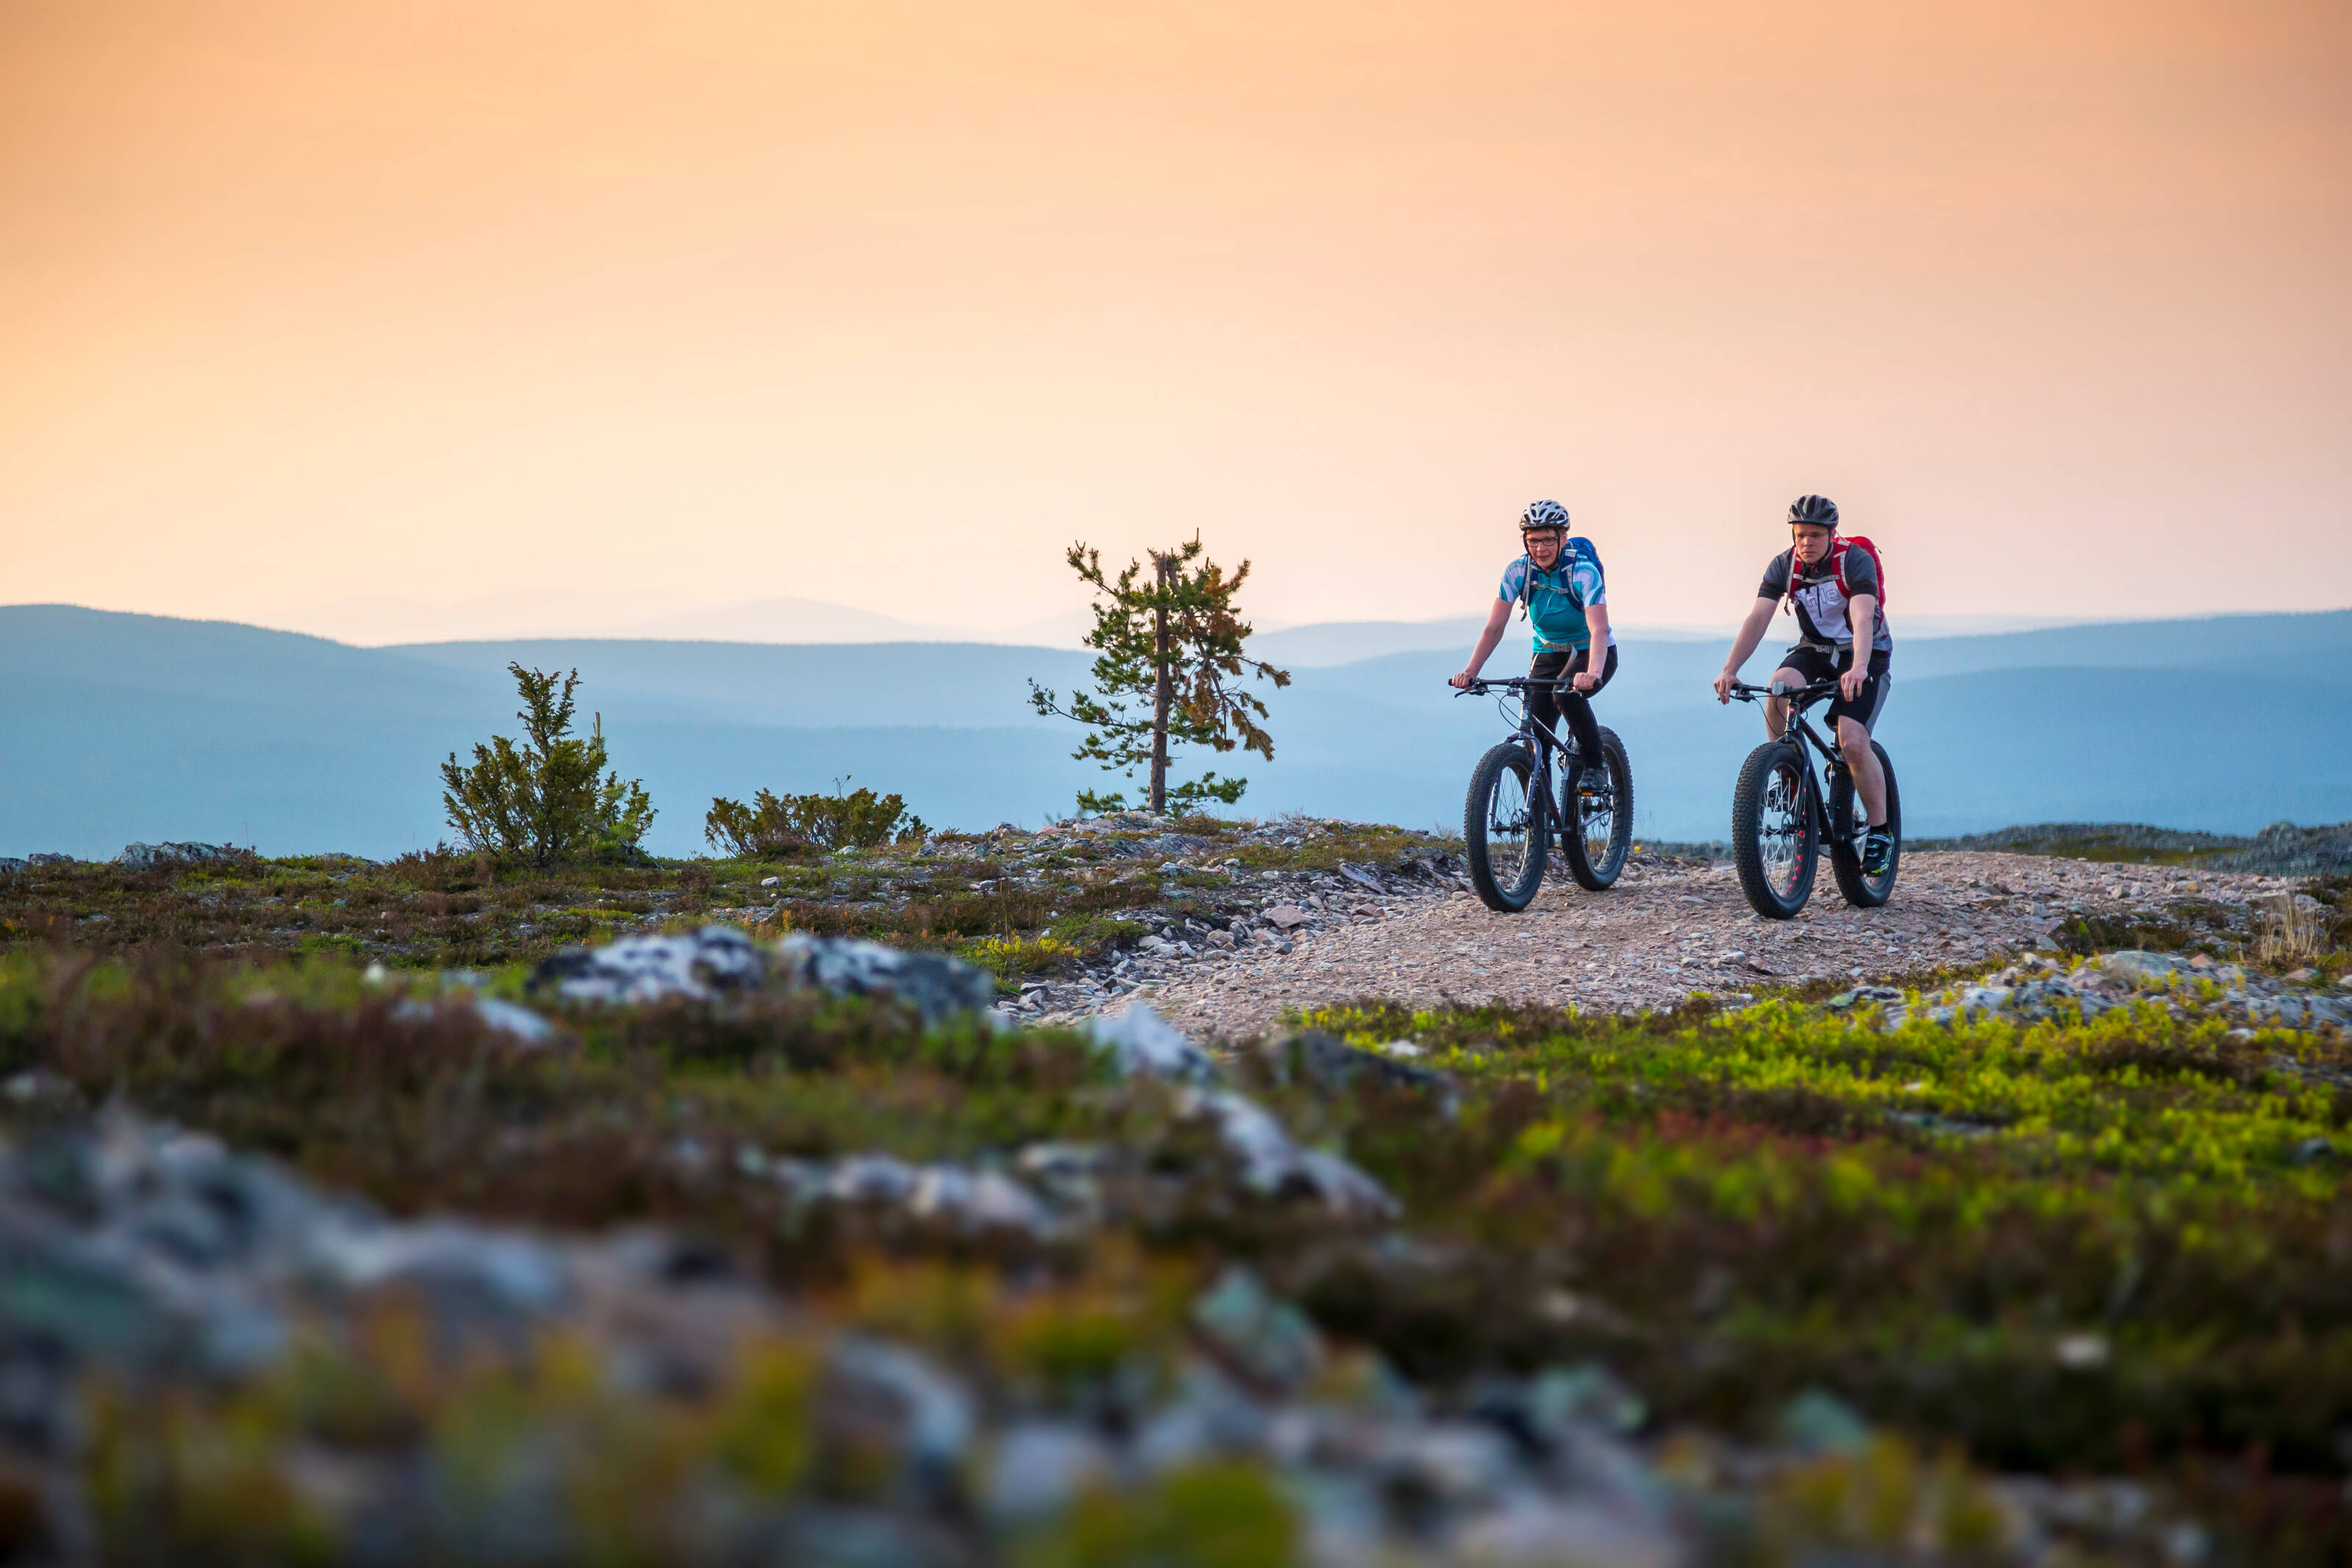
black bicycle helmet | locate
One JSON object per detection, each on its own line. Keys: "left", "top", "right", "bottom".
{"left": 1787, "top": 494, "right": 1839, "bottom": 528}
{"left": 1519, "top": 498, "right": 1570, "bottom": 533}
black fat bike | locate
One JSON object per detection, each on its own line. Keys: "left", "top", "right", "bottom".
{"left": 1723, "top": 676, "right": 1901, "bottom": 919}
{"left": 1452, "top": 676, "right": 1635, "bottom": 912}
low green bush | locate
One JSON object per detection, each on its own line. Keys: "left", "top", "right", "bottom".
{"left": 705, "top": 781, "right": 928, "bottom": 857}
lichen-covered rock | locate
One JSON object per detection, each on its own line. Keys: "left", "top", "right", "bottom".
{"left": 774, "top": 933, "right": 998, "bottom": 1025}
{"left": 1176, "top": 1087, "right": 1400, "bottom": 1220}
{"left": 1087, "top": 1003, "right": 1221, "bottom": 1082}
{"left": 531, "top": 925, "right": 768, "bottom": 1004}
{"left": 1262, "top": 1029, "right": 1458, "bottom": 1109}
{"left": 115, "top": 842, "right": 234, "bottom": 870}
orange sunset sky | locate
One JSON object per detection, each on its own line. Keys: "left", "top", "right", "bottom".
{"left": 4, "top": 0, "right": 2348, "bottom": 640}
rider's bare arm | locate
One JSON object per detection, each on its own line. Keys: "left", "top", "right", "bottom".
{"left": 1570, "top": 603, "right": 1610, "bottom": 690}
{"left": 1840, "top": 593, "right": 1877, "bottom": 699}
{"left": 1712, "top": 596, "right": 1780, "bottom": 702}
{"left": 1451, "top": 598, "right": 1515, "bottom": 690}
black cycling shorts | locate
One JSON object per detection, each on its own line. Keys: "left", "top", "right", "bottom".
{"left": 1776, "top": 644, "right": 1892, "bottom": 733}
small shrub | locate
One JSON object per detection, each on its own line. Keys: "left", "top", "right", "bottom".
{"left": 2256, "top": 892, "right": 2326, "bottom": 969}
{"left": 440, "top": 665, "right": 656, "bottom": 867}
{"left": 963, "top": 934, "right": 1082, "bottom": 978}
{"left": 704, "top": 781, "right": 928, "bottom": 856}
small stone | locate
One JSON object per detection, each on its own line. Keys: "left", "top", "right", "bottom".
{"left": 1262, "top": 904, "right": 1314, "bottom": 931}
{"left": 1525, "top": 1362, "right": 1647, "bottom": 1438}
{"left": 1775, "top": 1389, "right": 1870, "bottom": 1456}
{"left": 759, "top": 876, "right": 780, "bottom": 887}
{"left": 473, "top": 998, "right": 554, "bottom": 1045}
{"left": 1190, "top": 1267, "right": 1323, "bottom": 1394}
{"left": 982, "top": 1422, "right": 1118, "bottom": 1519}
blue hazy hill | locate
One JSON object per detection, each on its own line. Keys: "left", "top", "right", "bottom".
{"left": 4, "top": 604, "right": 2348, "bottom": 858}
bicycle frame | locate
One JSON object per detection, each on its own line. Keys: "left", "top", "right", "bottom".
{"left": 1729, "top": 679, "right": 1862, "bottom": 850}
{"left": 1454, "top": 676, "right": 1583, "bottom": 806}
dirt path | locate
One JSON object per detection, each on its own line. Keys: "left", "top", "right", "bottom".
{"left": 1099, "top": 851, "right": 2301, "bottom": 1041}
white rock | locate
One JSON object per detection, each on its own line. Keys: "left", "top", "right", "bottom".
{"left": 1088, "top": 1003, "right": 1221, "bottom": 1082}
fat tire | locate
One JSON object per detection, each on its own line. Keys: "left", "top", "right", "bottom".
{"left": 1827, "top": 740, "right": 1901, "bottom": 908}
{"left": 1731, "top": 740, "right": 1817, "bottom": 920}
{"left": 1560, "top": 726, "right": 1634, "bottom": 892}
{"left": 1465, "top": 742, "right": 1548, "bottom": 912}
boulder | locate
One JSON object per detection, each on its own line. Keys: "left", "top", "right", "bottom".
{"left": 532, "top": 925, "right": 767, "bottom": 1004}
{"left": 775, "top": 933, "right": 998, "bottom": 1025}
{"left": 1176, "top": 1087, "right": 1400, "bottom": 1220}
{"left": 816, "top": 1337, "right": 976, "bottom": 1505}
{"left": 115, "top": 842, "right": 234, "bottom": 870}
{"left": 2103, "top": 950, "right": 2190, "bottom": 984}
{"left": 1263, "top": 1029, "right": 1456, "bottom": 1106}
{"left": 1088, "top": 1003, "right": 1222, "bottom": 1083}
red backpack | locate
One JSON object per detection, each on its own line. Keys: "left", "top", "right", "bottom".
{"left": 1782, "top": 535, "right": 1887, "bottom": 610}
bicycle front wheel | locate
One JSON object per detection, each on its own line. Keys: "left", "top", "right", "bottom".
{"left": 1560, "top": 726, "right": 1634, "bottom": 891}
{"left": 1465, "top": 742, "right": 1548, "bottom": 912}
{"left": 1731, "top": 740, "right": 1817, "bottom": 919}
{"left": 1827, "top": 740, "right": 1901, "bottom": 908}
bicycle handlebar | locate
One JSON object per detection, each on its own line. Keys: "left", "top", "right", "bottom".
{"left": 1726, "top": 677, "right": 1842, "bottom": 705}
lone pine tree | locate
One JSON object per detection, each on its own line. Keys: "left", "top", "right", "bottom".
{"left": 440, "top": 663, "right": 656, "bottom": 866}
{"left": 1029, "top": 534, "right": 1290, "bottom": 815}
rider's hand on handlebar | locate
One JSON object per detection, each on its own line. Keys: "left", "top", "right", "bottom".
{"left": 1839, "top": 665, "right": 1866, "bottom": 701}
{"left": 1570, "top": 672, "right": 1599, "bottom": 693}
{"left": 1449, "top": 670, "right": 1476, "bottom": 690}
{"left": 1712, "top": 668, "right": 1735, "bottom": 704}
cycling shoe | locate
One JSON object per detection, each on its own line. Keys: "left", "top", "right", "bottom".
{"left": 1861, "top": 827, "right": 1895, "bottom": 877}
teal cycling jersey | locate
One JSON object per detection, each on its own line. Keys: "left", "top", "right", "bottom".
{"left": 1498, "top": 538, "right": 1612, "bottom": 653}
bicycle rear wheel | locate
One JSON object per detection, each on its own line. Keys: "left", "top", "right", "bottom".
{"left": 1827, "top": 740, "right": 1901, "bottom": 907}
{"left": 1731, "top": 740, "right": 1817, "bottom": 919}
{"left": 1560, "top": 726, "right": 1634, "bottom": 891}
{"left": 1465, "top": 742, "right": 1548, "bottom": 912}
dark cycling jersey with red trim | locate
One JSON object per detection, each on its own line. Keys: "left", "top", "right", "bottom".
{"left": 1757, "top": 545, "right": 1893, "bottom": 654}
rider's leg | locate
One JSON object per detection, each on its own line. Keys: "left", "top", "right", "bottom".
{"left": 1839, "top": 717, "right": 1888, "bottom": 826}
{"left": 1557, "top": 645, "right": 1614, "bottom": 764}
{"left": 1763, "top": 666, "right": 1807, "bottom": 740}
{"left": 1830, "top": 653, "right": 1892, "bottom": 828}
{"left": 1526, "top": 650, "right": 1571, "bottom": 746}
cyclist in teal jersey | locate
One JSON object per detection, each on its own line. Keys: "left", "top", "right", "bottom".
{"left": 1450, "top": 500, "right": 1617, "bottom": 765}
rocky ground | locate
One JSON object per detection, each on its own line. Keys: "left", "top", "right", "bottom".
{"left": 1043, "top": 850, "right": 2314, "bottom": 1041}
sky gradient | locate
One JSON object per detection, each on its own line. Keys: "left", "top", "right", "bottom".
{"left": 5, "top": 0, "right": 2348, "bottom": 640}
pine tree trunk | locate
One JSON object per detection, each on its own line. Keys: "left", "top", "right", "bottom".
{"left": 1148, "top": 553, "right": 1172, "bottom": 814}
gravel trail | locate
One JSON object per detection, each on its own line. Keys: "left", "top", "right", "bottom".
{"left": 1090, "top": 851, "right": 2302, "bottom": 1042}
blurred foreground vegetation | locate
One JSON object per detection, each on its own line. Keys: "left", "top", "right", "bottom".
{"left": 2, "top": 928, "right": 2350, "bottom": 1560}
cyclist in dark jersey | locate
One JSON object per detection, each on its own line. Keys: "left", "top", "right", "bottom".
{"left": 1449, "top": 499, "right": 1615, "bottom": 766}
{"left": 1711, "top": 494, "right": 1895, "bottom": 874}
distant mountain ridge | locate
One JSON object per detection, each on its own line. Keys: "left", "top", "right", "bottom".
{"left": 4, "top": 604, "right": 2348, "bottom": 859}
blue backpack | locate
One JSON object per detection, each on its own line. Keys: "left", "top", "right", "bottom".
{"left": 1516, "top": 536, "right": 1603, "bottom": 618}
